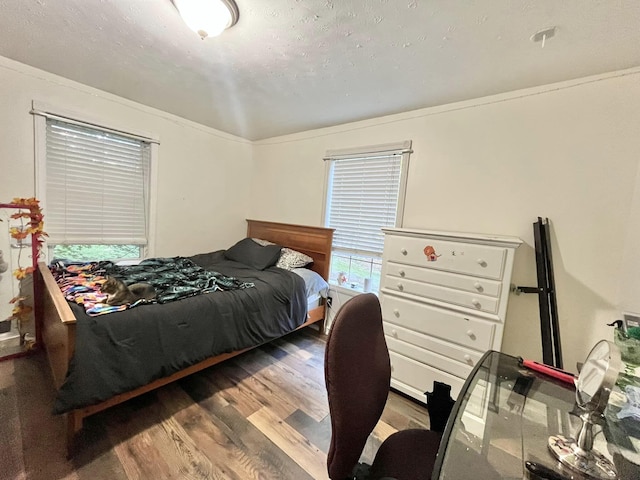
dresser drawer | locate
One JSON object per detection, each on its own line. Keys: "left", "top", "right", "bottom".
{"left": 383, "top": 276, "right": 499, "bottom": 314}
{"left": 384, "top": 322, "right": 482, "bottom": 369}
{"left": 386, "top": 335, "right": 475, "bottom": 378}
{"left": 385, "top": 262, "right": 502, "bottom": 297}
{"left": 389, "top": 351, "right": 465, "bottom": 400}
{"left": 384, "top": 234, "right": 507, "bottom": 280}
{"left": 381, "top": 294, "right": 497, "bottom": 351}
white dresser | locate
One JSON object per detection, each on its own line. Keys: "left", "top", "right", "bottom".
{"left": 380, "top": 227, "right": 521, "bottom": 402}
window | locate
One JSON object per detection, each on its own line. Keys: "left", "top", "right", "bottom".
{"left": 34, "top": 107, "right": 157, "bottom": 262}
{"left": 323, "top": 141, "right": 411, "bottom": 292}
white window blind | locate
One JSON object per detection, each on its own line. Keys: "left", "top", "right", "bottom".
{"left": 45, "top": 119, "right": 151, "bottom": 245}
{"left": 326, "top": 153, "right": 403, "bottom": 257}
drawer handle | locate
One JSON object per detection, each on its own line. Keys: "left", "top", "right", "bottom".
{"left": 464, "top": 354, "right": 473, "bottom": 364}
{"left": 391, "top": 329, "right": 398, "bottom": 337}
{"left": 472, "top": 299, "right": 481, "bottom": 308}
{"left": 393, "top": 309, "right": 400, "bottom": 317}
{"left": 473, "top": 282, "right": 483, "bottom": 291}
{"left": 398, "top": 270, "right": 406, "bottom": 277}
{"left": 476, "top": 258, "right": 487, "bottom": 267}
{"left": 397, "top": 283, "right": 404, "bottom": 291}
{"left": 466, "top": 329, "right": 476, "bottom": 339}
{"left": 400, "top": 248, "right": 408, "bottom": 255}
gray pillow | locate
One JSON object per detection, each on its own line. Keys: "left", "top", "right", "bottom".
{"left": 224, "top": 238, "right": 282, "bottom": 270}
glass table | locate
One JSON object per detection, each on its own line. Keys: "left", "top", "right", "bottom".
{"left": 432, "top": 351, "right": 640, "bottom": 480}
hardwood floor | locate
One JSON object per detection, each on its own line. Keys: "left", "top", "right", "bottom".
{"left": 0, "top": 328, "right": 432, "bottom": 480}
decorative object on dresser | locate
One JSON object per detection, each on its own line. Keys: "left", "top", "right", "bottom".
{"left": 380, "top": 227, "right": 522, "bottom": 402}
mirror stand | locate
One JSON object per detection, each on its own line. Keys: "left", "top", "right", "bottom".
{"left": 548, "top": 414, "right": 617, "bottom": 479}
{"left": 548, "top": 340, "right": 621, "bottom": 480}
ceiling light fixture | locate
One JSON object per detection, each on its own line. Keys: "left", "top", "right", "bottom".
{"left": 172, "top": 0, "right": 239, "bottom": 39}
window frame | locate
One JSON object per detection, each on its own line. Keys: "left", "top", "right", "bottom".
{"left": 322, "top": 140, "right": 412, "bottom": 290}
{"left": 33, "top": 100, "right": 159, "bottom": 262}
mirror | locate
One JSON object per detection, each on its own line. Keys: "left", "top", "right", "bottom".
{"left": 576, "top": 340, "right": 621, "bottom": 411}
{"left": 548, "top": 340, "right": 621, "bottom": 479}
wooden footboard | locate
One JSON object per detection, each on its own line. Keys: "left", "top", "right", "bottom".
{"left": 38, "top": 261, "right": 79, "bottom": 451}
{"left": 39, "top": 261, "right": 75, "bottom": 390}
{"left": 39, "top": 220, "right": 333, "bottom": 455}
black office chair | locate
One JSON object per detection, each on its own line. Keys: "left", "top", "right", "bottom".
{"left": 324, "top": 293, "right": 443, "bottom": 480}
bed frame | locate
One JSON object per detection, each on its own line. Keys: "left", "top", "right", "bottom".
{"left": 38, "top": 219, "right": 334, "bottom": 454}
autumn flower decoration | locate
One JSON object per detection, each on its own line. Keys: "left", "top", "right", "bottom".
{"left": 1, "top": 197, "right": 47, "bottom": 337}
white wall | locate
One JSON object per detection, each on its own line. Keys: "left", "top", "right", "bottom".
{"left": 3, "top": 53, "right": 639, "bottom": 371}
{"left": 620, "top": 159, "right": 640, "bottom": 318}
{"left": 251, "top": 68, "right": 640, "bottom": 371}
{"left": 0, "top": 56, "right": 253, "bottom": 257}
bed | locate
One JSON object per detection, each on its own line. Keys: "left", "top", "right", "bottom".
{"left": 37, "top": 219, "right": 334, "bottom": 453}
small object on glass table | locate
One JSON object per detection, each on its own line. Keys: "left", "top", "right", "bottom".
{"left": 518, "top": 357, "right": 577, "bottom": 385}
{"left": 525, "top": 461, "right": 572, "bottom": 480}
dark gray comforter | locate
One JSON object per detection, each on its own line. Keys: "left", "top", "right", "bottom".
{"left": 53, "top": 250, "right": 308, "bottom": 414}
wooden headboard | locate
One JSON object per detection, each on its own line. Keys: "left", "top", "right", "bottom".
{"left": 246, "top": 219, "right": 334, "bottom": 281}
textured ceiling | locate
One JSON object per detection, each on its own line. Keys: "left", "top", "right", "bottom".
{"left": 1, "top": 1, "right": 639, "bottom": 140}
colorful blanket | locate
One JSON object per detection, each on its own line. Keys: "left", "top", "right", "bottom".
{"left": 52, "top": 257, "right": 254, "bottom": 316}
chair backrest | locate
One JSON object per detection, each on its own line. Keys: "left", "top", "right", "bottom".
{"left": 324, "top": 293, "right": 391, "bottom": 479}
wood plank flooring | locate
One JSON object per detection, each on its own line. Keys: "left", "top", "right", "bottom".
{"left": 0, "top": 328, "right": 432, "bottom": 480}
